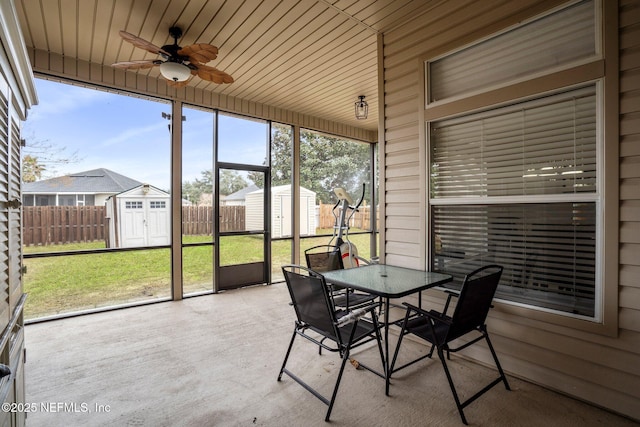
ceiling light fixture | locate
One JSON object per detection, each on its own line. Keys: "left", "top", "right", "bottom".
{"left": 159, "top": 61, "right": 191, "bottom": 82}
{"left": 354, "top": 95, "right": 368, "bottom": 120}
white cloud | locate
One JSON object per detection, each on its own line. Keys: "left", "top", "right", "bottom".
{"left": 28, "top": 81, "right": 111, "bottom": 123}
{"left": 101, "top": 121, "right": 168, "bottom": 147}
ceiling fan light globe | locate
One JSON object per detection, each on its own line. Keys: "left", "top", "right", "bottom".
{"left": 159, "top": 62, "right": 191, "bottom": 82}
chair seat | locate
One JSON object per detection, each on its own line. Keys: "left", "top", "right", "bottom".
{"left": 404, "top": 315, "right": 448, "bottom": 343}
{"left": 332, "top": 291, "right": 378, "bottom": 308}
{"left": 335, "top": 312, "right": 380, "bottom": 343}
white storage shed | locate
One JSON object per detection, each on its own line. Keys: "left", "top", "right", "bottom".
{"left": 245, "top": 185, "right": 316, "bottom": 238}
{"left": 105, "top": 184, "right": 171, "bottom": 248}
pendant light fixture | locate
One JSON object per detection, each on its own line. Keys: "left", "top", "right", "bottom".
{"left": 354, "top": 95, "right": 368, "bottom": 120}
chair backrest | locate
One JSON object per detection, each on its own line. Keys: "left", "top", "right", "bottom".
{"left": 304, "top": 245, "right": 344, "bottom": 272}
{"left": 447, "top": 265, "right": 503, "bottom": 341}
{"left": 282, "top": 265, "right": 339, "bottom": 340}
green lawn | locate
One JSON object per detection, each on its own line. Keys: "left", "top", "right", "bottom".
{"left": 23, "top": 232, "right": 374, "bottom": 320}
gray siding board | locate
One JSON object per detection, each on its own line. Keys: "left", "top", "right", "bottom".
{"left": 385, "top": 179, "right": 420, "bottom": 193}
{"left": 620, "top": 265, "right": 640, "bottom": 287}
{"left": 621, "top": 287, "right": 640, "bottom": 310}
{"left": 382, "top": 0, "right": 640, "bottom": 420}
{"left": 385, "top": 252, "right": 422, "bottom": 269}
{"left": 620, "top": 307, "right": 640, "bottom": 333}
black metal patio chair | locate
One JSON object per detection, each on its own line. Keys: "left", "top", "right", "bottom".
{"left": 390, "top": 264, "right": 510, "bottom": 425}
{"left": 278, "top": 265, "right": 385, "bottom": 422}
{"left": 304, "top": 244, "right": 378, "bottom": 310}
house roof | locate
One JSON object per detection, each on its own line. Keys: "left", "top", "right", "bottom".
{"left": 23, "top": 168, "right": 143, "bottom": 194}
{"left": 225, "top": 184, "right": 260, "bottom": 201}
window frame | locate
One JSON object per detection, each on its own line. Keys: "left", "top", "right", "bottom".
{"left": 422, "top": 0, "right": 618, "bottom": 336}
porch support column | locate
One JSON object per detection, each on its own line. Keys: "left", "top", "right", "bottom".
{"left": 292, "top": 126, "right": 301, "bottom": 265}
{"left": 171, "top": 100, "right": 183, "bottom": 300}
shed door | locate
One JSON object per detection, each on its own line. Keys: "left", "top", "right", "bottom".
{"left": 279, "top": 194, "right": 310, "bottom": 237}
{"left": 300, "top": 196, "right": 309, "bottom": 236}
{"left": 146, "top": 200, "right": 169, "bottom": 245}
{"left": 280, "top": 195, "right": 291, "bottom": 237}
{"left": 121, "top": 200, "right": 146, "bottom": 247}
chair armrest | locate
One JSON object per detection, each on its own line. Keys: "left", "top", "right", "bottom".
{"left": 442, "top": 289, "right": 459, "bottom": 315}
{"left": 402, "top": 302, "right": 453, "bottom": 326}
{"left": 336, "top": 303, "right": 377, "bottom": 327}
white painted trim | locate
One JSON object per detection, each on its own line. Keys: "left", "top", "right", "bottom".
{"left": 0, "top": 0, "right": 37, "bottom": 117}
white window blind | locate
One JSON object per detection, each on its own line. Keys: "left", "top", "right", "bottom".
{"left": 431, "top": 86, "right": 597, "bottom": 198}
{"left": 428, "top": 0, "right": 595, "bottom": 102}
{"left": 432, "top": 203, "right": 596, "bottom": 317}
{"left": 430, "top": 85, "right": 598, "bottom": 318}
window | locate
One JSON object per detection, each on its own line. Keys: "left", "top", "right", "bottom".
{"left": 150, "top": 201, "right": 166, "bottom": 209}
{"left": 427, "top": 0, "right": 602, "bottom": 320}
{"left": 428, "top": 0, "right": 596, "bottom": 103}
{"left": 125, "top": 201, "right": 143, "bottom": 209}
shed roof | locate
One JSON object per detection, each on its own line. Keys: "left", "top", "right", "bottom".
{"left": 23, "top": 168, "right": 142, "bottom": 194}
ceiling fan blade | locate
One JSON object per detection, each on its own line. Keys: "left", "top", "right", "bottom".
{"left": 119, "top": 30, "right": 170, "bottom": 56}
{"left": 178, "top": 43, "right": 218, "bottom": 64}
{"left": 111, "top": 60, "right": 158, "bottom": 70}
{"left": 195, "top": 64, "right": 234, "bottom": 84}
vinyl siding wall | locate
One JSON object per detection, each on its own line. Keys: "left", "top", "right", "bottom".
{"left": 381, "top": 0, "right": 640, "bottom": 420}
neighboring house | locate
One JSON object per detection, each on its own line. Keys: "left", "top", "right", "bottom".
{"left": 22, "top": 168, "right": 142, "bottom": 206}
{"left": 222, "top": 184, "right": 259, "bottom": 206}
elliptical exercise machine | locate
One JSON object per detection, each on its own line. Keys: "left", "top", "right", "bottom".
{"left": 329, "top": 183, "right": 368, "bottom": 268}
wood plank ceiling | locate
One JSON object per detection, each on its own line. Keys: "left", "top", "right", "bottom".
{"left": 14, "top": 0, "right": 444, "bottom": 133}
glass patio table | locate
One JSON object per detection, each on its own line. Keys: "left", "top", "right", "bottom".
{"left": 323, "top": 264, "right": 452, "bottom": 395}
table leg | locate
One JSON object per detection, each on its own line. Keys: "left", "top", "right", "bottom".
{"left": 384, "top": 296, "right": 390, "bottom": 396}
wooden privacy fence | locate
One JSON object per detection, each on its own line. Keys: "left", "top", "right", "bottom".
{"left": 23, "top": 204, "right": 375, "bottom": 246}
{"left": 182, "top": 205, "right": 245, "bottom": 234}
{"left": 22, "top": 205, "right": 247, "bottom": 246}
{"left": 316, "top": 203, "right": 374, "bottom": 230}
{"left": 23, "top": 206, "right": 106, "bottom": 246}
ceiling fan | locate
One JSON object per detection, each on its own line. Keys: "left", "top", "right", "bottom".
{"left": 112, "top": 26, "right": 233, "bottom": 87}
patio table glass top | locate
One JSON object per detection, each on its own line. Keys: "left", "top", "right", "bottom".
{"left": 322, "top": 264, "right": 452, "bottom": 298}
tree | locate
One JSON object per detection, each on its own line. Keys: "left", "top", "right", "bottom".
{"left": 22, "top": 155, "right": 46, "bottom": 183}
{"left": 182, "top": 169, "right": 249, "bottom": 205}
{"left": 249, "top": 124, "right": 371, "bottom": 204}
{"left": 184, "top": 124, "right": 372, "bottom": 205}
{"left": 219, "top": 169, "right": 248, "bottom": 195}
{"left": 182, "top": 170, "right": 213, "bottom": 205}
{"left": 21, "top": 134, "right": 81, "bottom": 180}
{"left": 298, "top": 130, "right": 370, "bottom": 203}
{"left": 248, "top": 123, "right": 292, "bottom": 188}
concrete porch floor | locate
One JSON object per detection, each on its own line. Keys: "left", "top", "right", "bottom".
{"left": 24, "top": 283, "right": 638, "bottom": 427}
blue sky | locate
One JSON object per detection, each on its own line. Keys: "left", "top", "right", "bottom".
{"left": 24, "top": 78, "right": 268, "bottom": 190}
